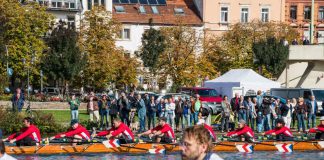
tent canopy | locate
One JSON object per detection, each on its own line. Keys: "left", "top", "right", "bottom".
{"left": 204, "top": 69, "right": 280, "bottom": 99}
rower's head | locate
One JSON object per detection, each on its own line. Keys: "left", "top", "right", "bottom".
{"left": 276, "top": 118, "right": 285, "bottom": 128}
{"left": 320, "top": 116, "right": 324, "bottom": 125}
{"left": 238, "top": 120, "right": 246, "bottom": 129}
{"left": 113, "top": 118, "right": 122, "bottom": 128}
{"left": 158, "top": 117, "right": 167, "bottom": 126}
{"left": 23, "top": 117, "right": 33, "bottom": 127}
{"left": 70, "top": 119, "right": 79, "bottom": 129}
{"left": 181, "top": 125, "right": 212, "bottom": 160}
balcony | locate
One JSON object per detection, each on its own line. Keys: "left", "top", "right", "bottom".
{"left": 38, "top": 0, "right": 80, "bottom": 11}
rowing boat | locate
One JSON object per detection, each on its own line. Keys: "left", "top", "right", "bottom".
{"left": 5, "top": 141, "right": 324, "bottom": 154}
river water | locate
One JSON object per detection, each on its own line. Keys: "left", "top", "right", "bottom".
{"left": 12, "top": 151, "right": 324, "bottom": 160}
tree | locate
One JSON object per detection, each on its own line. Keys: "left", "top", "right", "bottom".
{"left": 138, "top": 19, "right": 166, "bottom": 75}
{"left": 41, "top": 21, "right": 86, "bottom": 94}
{"left": 252, "top": 37, "right": 289, "bottom": 77}
{"left": 0, "top": 0, "right": 53, "bottom": 89}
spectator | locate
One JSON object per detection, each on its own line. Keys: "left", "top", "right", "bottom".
{"left": 136, "top": 94, "right": 146, "bottom": 133}
{"left": 157, "top": 98, "right": 164, "bottom": 118}
{"left": 118, "top": 92, "right": 130, "bottom": 126}
{"left": 306, "top": 96, "right": 318, "bottom": 129}
{"left": 183, "top": 98, "right": 191, "bottom": 128}
{"left": 147, "top": 96, "right": 157, "bottom": 129}
{"left": 99, "top": 93, "right": 110, "bottom": 130}
{"left": 230, "top": 93, "right": 240, "bottom": 121}
{"left": 193, "top": 94, "right": 201, "bottom": 124}
{"left": 0, "top": 140, "right": 16, "bottom": 160}
{"left": 291, "top": 98, "right": 298, "bottom": 129}
{"left": 262, "top": 98, "right": 272, "bottom": 132}
{"left": 221, "top": 95, "right": 231, "bottom": 132}
{"left": 238, "top": 96, "right": 246, "bottom": 121}
{"left": 87, "top": 92, "right": 99, "bottom": 125}
{"left": 303, "top": 37, "right": 310, "bottom": 45}
{"left": 166, "top": 98, "right": 176, "bottom": 130}
{"left": 256, "top": 91, "right": 264, "bottom": 132}
{"left": 281, "top": 99, "right": 291, "bottom": 128}
{"left": 292, "top": 39, "right": 298, "bottom": 45}
{"left": 296, "top": 97, "right": 307, "bottom": 133}
{"left": 175, "top": 97, "right": 184, "bottom": 131}
{"left": 11, "top": 88, "right": 24, "bottom": 112}
{"left": 271, "top": 99, "right": 282, "bottom": 129}
{"left": 247, "top": 97, "right": 257, "bottom": 131}
{"left": 190, "top": 96, "right": 195, "bottom": 126}
{"left": 109, "top": 99, "right": 119, "bottom": 127}
{"left": 68, "top": 94, "right": 80, "bottom": 121}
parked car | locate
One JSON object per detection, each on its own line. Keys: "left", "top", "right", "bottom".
{"left": 43, "top": 87, "right": 62, "bottom": 101}
{"left": 136, "top": 91, "right": 159, "bottom": 100}
{"left": 156, "top": 93, "right": 190, "bottom": 102}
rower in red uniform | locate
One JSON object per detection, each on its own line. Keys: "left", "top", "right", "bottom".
{"left": 197, "top": 119, "right": 217, "bottom": 141}
{"left": 226, "top": 120, "right": 254, "bottom": 142}
{"left": 138, "top": 117, "right": 175, "bottom": 143}
{"left": 308, "top": 116, "right": 324, "bottom": 140}
{"left": 93, "top": 118, "right": 134, "bottom": 144}
{"left": 262, "top": 118, "right": 293, "bottom": 141}
{"left": 50, "top": 119, "right": 90, "bottom": 146}
{"left": 3, "top": 117, "right": 41, "bottom": 146}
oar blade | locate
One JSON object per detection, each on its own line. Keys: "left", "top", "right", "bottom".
{"left": 102, "top": 139, "right": 120, "bottom": 148}
{"left": 235, "top": 144, "right": 253, "bottom": 153}
{"left": 275, "top": 143, "right": 293, "bottom": 152}
{"left": 318, "top": 141, "right": 324, "bottom": 148}
{"left": 148, "top": 148, "right": 166, "bottom": 154}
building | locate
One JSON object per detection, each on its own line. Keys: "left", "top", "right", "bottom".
{"left": 285, "top": 0, "right": 324, "bottom": 44}
{"left": 193, "top": 0, "right": 285, "bottom": 35}
{"left": 112, "top": 0, "right": 203, "bottom": 56}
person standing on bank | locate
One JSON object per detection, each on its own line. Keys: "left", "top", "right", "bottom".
{"left": 68, "top": 94, "right": 80, "bottom": 121}
{"left": 181, "top": 125, "right": 223, "bottom": 160}
{"left": 11, "top": 88, "right": 25, "bottom": 112}
{"left": 306, "top": 96, "right": 318, "bottom": 129}
{"left": 99, "top": 93, "right": 110, "bottom": 130}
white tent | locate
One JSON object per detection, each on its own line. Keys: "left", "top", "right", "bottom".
{"left": 204, "top": 69, "right": 281, "bottom": 99}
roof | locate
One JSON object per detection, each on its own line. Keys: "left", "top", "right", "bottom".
{"left": 112, "top": 0, "right": 203, "bottom": 26}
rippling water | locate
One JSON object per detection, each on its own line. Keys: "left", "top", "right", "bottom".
{"left": 12, "top": 151, "right": 324, "bottom": 160}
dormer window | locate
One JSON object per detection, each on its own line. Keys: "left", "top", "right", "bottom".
{"left": 174, "top": 8, "right": 184, "bottom": 15}
{"left": 115, "top": 5, "right": 125, "bottom": 13}
{"left": 139, "top": 6, "right": 146, "bottom": 14}
{"left": 151, "top": 6, "right": 159, "bottom": 14}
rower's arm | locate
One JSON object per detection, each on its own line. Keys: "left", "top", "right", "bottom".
{"left": 317, "top": 126, "right": 324, "bottom": 132}
{"left": 232, "top": 128, "right": 248, "bottom": 136}
{"left": 226, "top": 131, "right": 236, "bottom": 136}
{"left": 273, "top": 127, "right": 285, "bottom": 135}
{"left": 14, "top": 127, "right": 34, "bottom": 141}
{"left": 64, "top": 128, "right": 82, "bottom": 137}
{"left": 264, "top": 129, "right": 275, "bottom": 135}
{"left": 7, "top": 133, "right": 17, "bottom": 140}
{"left": 140, "top": 129, "right": 153, "bottom": 136}
{"left": 97, "top": 130, "right": 111, "bottom": 137}
{"left": 111, "top": 127, "right": 124, "bottom": 137}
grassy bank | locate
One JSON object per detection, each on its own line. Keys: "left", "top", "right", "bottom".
{"left": 38, "top": 110, "right": 89, "bottom": 124}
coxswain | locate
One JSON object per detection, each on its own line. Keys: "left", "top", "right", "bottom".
{"left": 93, "top": 118, "right": 134, "bottom": 144}
{"left": 181, "top": 125, "right": 223, "bottom": 160}
{"left": 262, "top": 118, "right": 293, "bottom": 141}
{"left": 50, "top": 119, "right": 90, "bottom": 146}
{"left": 138, "top": 117, "right": 175, "bottom": 143}
{"left": 197, "top": 119, "right": 217, "bottom": 141}
{"left": 225, "top": 120, "right": 254, "bottom": 142}
{"left": 308, "top": 116, "right": 324, "bottom": 140}
{"left": 2, "top": 117, "right": 41, "bottom": 146}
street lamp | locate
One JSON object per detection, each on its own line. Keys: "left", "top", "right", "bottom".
{"left": 22, "top": 53, "right": 35, "bottom": 101}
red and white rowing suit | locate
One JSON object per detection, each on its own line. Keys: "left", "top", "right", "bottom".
{"left": 309, "top": 124, "right": 324, "bottom": 133}
{"left": 151, "top": 124, "right": 175, "bottom": 140}
{"left": 226, "top": 125, "right": 254, "bottom": 138}
{"left": 203, "top": 124, "right": 217, "bottom": 140}
{"left": 7, "top": 125, "right": 41, "bottom": 142}
{"left": 97, "top": 122, "right": 134, "bottom": 140}
{"left": 55, "top": 124, "right": 90, "bottom": 140}
{"left": 265, "top": 126, "right": 293, "bottom": 137}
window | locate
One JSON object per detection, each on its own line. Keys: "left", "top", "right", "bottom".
{"left": 88, "top": 0, "right": 92, "bottom": 10}
{"left": 65, "top": 2, "right": 76, "bottom": 9}
{"left": 290, "top": 6, "right": 297, "bottom": 20}
{"left": 304, "top": 6, "right": 311, "bottom": 20}
{"left": 319, "top": 6, "right": 324, "bottom": 20}
{"left": 115, "top": 6, "right": 125, "bottom": 13}
{"left": 241, "top": 8, "right": 249, "bottom": 23}
{"left": 139, "top": 6, "right": 146, "bottom": 13}
{"left": 220, "top": 7, "right": 228, "bottom": 23}
{"left": 51, "top": 1, "right": 62, "bottom": 8}
{"left": 119, "top": 28, "right": 130, "bottom": 40}
{"left": 151, "top": 6, "right": 159, "bottom": 14}
{"left": 101, "top": 0, "right": 105, "bottom": 6}
{"left": 67, "top": 17, "right": 75, "bottom": 29}
{"left": 261, "top": 8, "right": 269, "bottom": 22}
{"left": 174, "top": 8, "right": 184, "bottom": 15}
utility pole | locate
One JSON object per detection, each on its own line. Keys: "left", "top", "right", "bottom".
{"left": 310, "top": 0, "right": 315, "bottom": 44}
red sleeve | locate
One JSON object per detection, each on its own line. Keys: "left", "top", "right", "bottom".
{"left": 265, "top": 129, "right": 275, "bottom": 135}
{"left": 150, "top": 126, "right": 160, "bottom": 132}
{"left": 226, "top": 130, "right": 236, "bottom": 136}
{"left": 309, "top": 128, "right": 317, "bottom": 133}
{"left": 232, "top": 127, "right": 249, "bottom": 136}
{"left": 64, "top": 127, "right": 83, "bottom": 137}
{"left": 317, "top": 126, "right": 324, "bottom": 132}
{"left": 7, "top": 133, "right": 17, "bottom": 140}
{"left": 159, "top": 125, "right": 170, "bottom": 134}
{"left": 97, "top": 130, "right": 111, "bottom": 136}
{"left": 14, "top": 127, "right": 34, "bottom": 141}
{"left": 274, "top": 127, "right": 286, "bottom": 135}
{"left": 111, "top": 125, "right": 125, "bottom": 137}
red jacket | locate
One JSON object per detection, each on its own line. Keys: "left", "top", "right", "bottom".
{"left": 309, "top": 124, "right": 324, "bottom": 133}
{"left": 226, "top": 126, "right": 254, "bottom": 138}
{"left": 55, "top": 124, "right": 90, "bottom": 140}
{"left": 204, "top": 124, "right": 217, "bottom": 140}
{"left": 265, "top": 126, "right": 293, "bottom": 137}
{"left": 151, "top": 124, "right": 175, "bottom": 139}
{"left": 97, "top": 122, "right": 134, "bottom": 140}
{"left": 7, "top": 125, "right": 41, "bottom": 142}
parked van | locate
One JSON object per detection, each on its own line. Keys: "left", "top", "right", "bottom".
{"left": 270, "top": 88, "right": 324, "bottom": 114}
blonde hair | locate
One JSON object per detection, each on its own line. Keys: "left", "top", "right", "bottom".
{"left": 298, "top": 97, "right": 304, "bottom": 102}
{"left": 183, "top": 125, "right": 213, "bottom": 152}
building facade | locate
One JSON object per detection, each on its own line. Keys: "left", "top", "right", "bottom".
{"left": 193, "top": 0, "right": 285, "bottom": 35}
{"left": 285, "top": 0, "right": 324, "bottom": 44}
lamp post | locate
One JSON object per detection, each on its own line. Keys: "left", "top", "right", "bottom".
{"left": 310, "top": 0, "right": 315, "bottom": 44}
{"left": 22, "top": 53, "right": 35, "bottom": 100}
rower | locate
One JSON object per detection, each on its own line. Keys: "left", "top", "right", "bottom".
{"left": 225, "top": 120, "right": 254, "bottom": 142}
{"left": 50, "top": 119, "right": 90, "bottom": 146}
{"left": 308, "top": 116, "right": 324, "bottom": 140}
{"left": 138, "top": 117, "right": 175, "bottom": 143}
{"left": 181, "top": 125, "right": 223, "bottom": 160}
{"left": 93, "top": 118, "right": 134, "bottom": 144}
{"left": 262, "top": 118, "right": 293, "bottom": 141}
{"left": 2, "top": 117, "right": 41, "bottom": 146}
{"left": 197, "top": 119, "right": 217, "bottom": 142}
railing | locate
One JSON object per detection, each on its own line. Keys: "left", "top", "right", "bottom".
{"left": 38, "top": 0, "right": 80, "bottom": 11}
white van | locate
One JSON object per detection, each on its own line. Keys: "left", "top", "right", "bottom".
{"left": 270, "top": 88, "right": 324, "bottom": 114}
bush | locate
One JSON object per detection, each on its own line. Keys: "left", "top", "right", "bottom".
{"left": 0, "top": 108, "right": 67, "bottom": 136}
{"left": 0, "top": 94, "right": 12, "bottom": 101}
